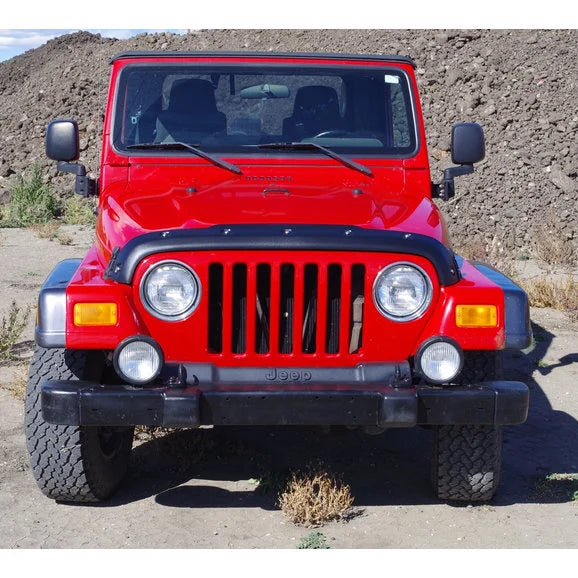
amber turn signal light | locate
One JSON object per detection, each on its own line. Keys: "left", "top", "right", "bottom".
{"left": 73, "top": 303, "right": 118, "bottom": 326}
{"left": 455, "top": 305, "right": 497, "bottom": 327}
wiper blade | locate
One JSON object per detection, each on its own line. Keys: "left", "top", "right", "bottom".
{"left": 126, "top": 142, "right": 242, "bottom": 175}
{"left": 255, "top": 142, "right": 373, "bottom": 177}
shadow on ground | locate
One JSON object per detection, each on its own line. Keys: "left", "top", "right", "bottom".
{"left": 72, "top": 321, "right": 576, "bottom": 511}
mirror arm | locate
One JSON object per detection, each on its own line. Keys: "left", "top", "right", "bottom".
{"left": 57, "top": 161, "right": 85, "bottom": 176}
{"left": 439, "top": 163, "right": 474, "bottom": 201}
{"left": 57, "top": 161, "right": 97, "bottom": 197}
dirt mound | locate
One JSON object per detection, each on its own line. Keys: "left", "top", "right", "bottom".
{"left": 0, "top": 29, "right": 576, "bottom": 257}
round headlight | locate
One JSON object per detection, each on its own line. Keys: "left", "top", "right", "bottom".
{"left": 141, "top": 261, "right": 200, "bottom": 320}
{"left": 373, "top": 263, "right": 432, "bottom": 321}
{"left": 416, "top": 338, "right": 463, "bottom": 384}
{"left": 113, "top": 337, "right": 163, "bottom": 385}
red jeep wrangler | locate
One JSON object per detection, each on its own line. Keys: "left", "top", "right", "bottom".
{"left": 26, "top": 51, "right": 531, "bottom": 503}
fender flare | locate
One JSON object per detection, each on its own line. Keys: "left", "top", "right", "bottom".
{"left": 35, "top": 259, "right": 82, "bottom": 348}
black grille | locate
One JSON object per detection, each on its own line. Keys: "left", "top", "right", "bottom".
{"left": 207, "top": 261, "right": 365, "bottom": 356}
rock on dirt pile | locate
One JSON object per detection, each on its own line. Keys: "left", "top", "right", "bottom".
{"left": 0, "top": 29, "right": 576, "bottom": 259}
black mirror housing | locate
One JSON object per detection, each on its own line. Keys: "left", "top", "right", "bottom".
{"left": 46, "top": 119, "right": 80, "bottom": 162}
{"left": 451, "top": 122, "right": 485, "bottom": 165}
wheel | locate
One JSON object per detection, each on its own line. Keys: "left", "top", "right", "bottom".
{"left": 25, "top": 346, "right": 134, "bottom": 502}
{"left": 431, "top": 351, "right": 503, "bottom": 501}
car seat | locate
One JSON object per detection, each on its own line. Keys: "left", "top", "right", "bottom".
{"left": 156, "top": 78, "right": 227, "bottom": 143}
{"left": 282, "top": 85, "right": 344, "bottom": 141}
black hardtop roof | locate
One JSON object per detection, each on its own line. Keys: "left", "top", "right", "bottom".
{"left": 110, "top": 50, "right": 417, "bottom": 68}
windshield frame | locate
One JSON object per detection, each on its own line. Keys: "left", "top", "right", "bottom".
{"left": 110, "top": 61, "right": 420, "bottom": 160}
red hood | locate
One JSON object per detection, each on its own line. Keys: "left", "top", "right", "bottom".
{"left": 97, "top": 163, "right": 447, "bottom": 261}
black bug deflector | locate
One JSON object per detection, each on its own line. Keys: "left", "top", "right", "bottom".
{"left": 104, "top": 224, "right": 461, "bottom": 286}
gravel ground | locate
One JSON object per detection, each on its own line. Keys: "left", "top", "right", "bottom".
{"left": 0, "top": 227, "right": 576, "bottom": 549}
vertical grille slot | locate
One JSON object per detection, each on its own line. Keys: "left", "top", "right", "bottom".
{"left": 349, "top": 264, "right": 365, "bottom": 354}
{"left": 302, "top": 264, "right": 318, "bottom": 353}
{"left": 325, "top": 264, "right": 342, "bottom": 354}
{"left": 231, "top": 264, "right": 247, "bottom": 354}
{"left": 255, "top": 264, "right": 271, "bottom": 354}
{"left": 207, "top": 263, "right": 223, "bottom": 353}
{"left": 278, "top": 264, "right": 295, "bottom": 354}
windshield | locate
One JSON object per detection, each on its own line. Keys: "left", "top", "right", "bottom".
{"left": 112, "top": 64, "right": 417, "bottom": 156}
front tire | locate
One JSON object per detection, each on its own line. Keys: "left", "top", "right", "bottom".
{"left": 431, "top": 351, "right": 503, "bottom": 501}
{"left": 25, "top": 346, "right": 133, "bottom": 502}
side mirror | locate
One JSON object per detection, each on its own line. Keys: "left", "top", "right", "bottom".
{"left": 451, "top": 122, "right": 485, "bottom": 164}
{"left": 46, "top": 119, "right": 79, "bottom": 161}
{"left": 45, "top": 119, "right": 97, "bottom": 196}
{"left": 437, "top": 122, "right": 485, "bottom": 201}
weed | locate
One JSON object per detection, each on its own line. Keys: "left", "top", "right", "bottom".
{"left": 29, "top": 222, "right": 74, "bottom": 245}
{"left": 531, "top": 214, "right": 576, "bottom": 268}
{"left": 61, "top": 195, "right": 97, "bottom": 226}
{"left": 29, "top": 222, "right": 60, "bottom": 240}
{"left": 5, "top": 366, "right": 28, "bottom": 400}
{"left": 279, "top": 469, "right": 354, "bottom": 527}
{"left": 134, "top": 426, "right": 175, "bottom": 442}
{"left": 250, "top": 469, "right": 292, "bottom": 497}
{"left": 0, "top": 301, "right": 31, "bottom": 362}
{"left": 454, "top": 236, "right": 487, "bottom": 262}
{"left": 0, "top": 166, "right": 61, "bottom": 227}
{"left": 519, "top": 276, "right": 578, "bottom": 316}
{"left": 530, "top": 473, "right": 578, "bottom": 503}
{"left": 297, "top": 531, "right": 331, "bottom": 549}
{"left": 57, "top": 233, "right": 73, "bottom": 245}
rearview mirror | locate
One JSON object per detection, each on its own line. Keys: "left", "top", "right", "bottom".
{"left": 240, "top": 84, "right": 290, "bottom": 99}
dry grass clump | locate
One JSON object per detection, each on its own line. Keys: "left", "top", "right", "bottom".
{"left": 28, "top": 222, "right": 74, "bottom": 245}
{"left": 0, "top": 301, "right": 31, "bottom": 362}
{"left": 6, "top": 366, "right": 28, "bottom": 400}
{"left": 279, "top": 470, "right": 354, "bottom": 527}
{"left": 520, "top": 276, "right": 578, "bottom": 317}
{"left": 531, "top": 215, "right": 576, "bottom": 268}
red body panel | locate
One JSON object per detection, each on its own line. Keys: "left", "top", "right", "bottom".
{"left": 66, "top": 53, "right": 505, "bottom": 362}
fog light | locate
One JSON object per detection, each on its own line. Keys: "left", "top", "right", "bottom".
{"left": 416, "top": 338, "right": 463, "bottom": 384}
{"left": 456, "top": 305, "right": 497, "bottom": 327}
{"left": 113, "top": 337, "right": 162, "bottom": 385}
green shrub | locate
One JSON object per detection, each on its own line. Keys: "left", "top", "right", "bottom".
{"left": 0, "top": 166, "right": 61, "bottom": 227}
{"left": 297, "top": 531, "right": 331, "bottom": 549}
{"left": 62, "top": 195, "right": 97, "bottom": 226}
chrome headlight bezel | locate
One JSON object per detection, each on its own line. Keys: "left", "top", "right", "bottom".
{"left": 372, "top": 262, "right": 433, "bottom": 322}
{"left": 140, "top": 260, "right": 201, "bottom": 321}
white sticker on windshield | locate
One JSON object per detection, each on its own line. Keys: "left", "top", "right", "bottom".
{"left": 384, "top": 75, "right": 400, "bottom": 84}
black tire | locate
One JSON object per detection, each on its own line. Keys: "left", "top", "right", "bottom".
{"left": 431, "top": 350, "right": 503, "bottom": 501}
{"left": 25, "top": 346, "right": 134, "bottom": 502}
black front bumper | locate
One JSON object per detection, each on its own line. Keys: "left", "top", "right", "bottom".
{"left": 42, "top": 380, "right": 529, "bottom": 428}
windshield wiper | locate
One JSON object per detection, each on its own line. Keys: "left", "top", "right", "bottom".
{"left": 254, "top": 142, "right": 373, "bottom": 177}
{"left": 126, "top": 142, "right": 242, "bottom": 175}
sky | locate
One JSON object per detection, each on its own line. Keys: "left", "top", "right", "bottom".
{"left": 0, "top": 29, "right": 187, "bottom": 62}
{"left": 0, "top": 2, "right": 574, "bottom": 63}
